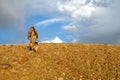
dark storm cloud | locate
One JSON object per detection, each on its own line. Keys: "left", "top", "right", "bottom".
{"left": 0, "top": 0, "right": 59, "bottom": 29}
{"left": 0, "top": 0, "right": 24, "bottom": 31}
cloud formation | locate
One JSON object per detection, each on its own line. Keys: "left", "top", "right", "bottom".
{"left": 0, "top": 0, "right": 24, "bottom": 29}
{"left": 60, "top": 0, "right": 120, "bottom": 44}
{"left": 42, "top": 36, "right": 63, "bottom": 43}
{"left": 35, "top": 18, "right": 65, "bottom": 27}
{"left": 0, "top": 0, "right": 60, "bottom": 29}
{"left": 81, "top": 0, "right": 120, "bottom": 44}
{"left": 57, "top": 0, "right": 95, "bottom": 18}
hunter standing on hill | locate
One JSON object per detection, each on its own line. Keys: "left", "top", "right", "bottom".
{"left": 28, "top": 25, "right": 38, "bottom": 51}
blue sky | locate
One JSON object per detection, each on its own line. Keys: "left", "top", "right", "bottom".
{"left": 0, "top": 0, "right": 120, "bottom": 44}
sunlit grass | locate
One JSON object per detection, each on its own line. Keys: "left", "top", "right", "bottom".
{"left": 0, "top": 43, "right": 120, "bottom": 80}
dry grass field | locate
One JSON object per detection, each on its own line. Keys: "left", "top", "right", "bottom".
{"left": 0, "top": 43, "right": 120, "bottom": 80}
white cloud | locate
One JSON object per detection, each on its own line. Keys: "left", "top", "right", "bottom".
{"left": 57, "top": 0, "right": 95, "bottom": 18}
{"left": 72, "top": 5, "right": 95, "bottom": 18}
{"left": 51, "top": 36, "right": 63, "bottom": 43}
{"left": 63, "top": 25, "right": 79, "bottom": 32}
{"left": 57, "top": 0, "right": 112, "bottom": 19}
{"left": 35, "top": 18, "right": 64, "bottom": 27}
{"left": 42, "top": 36, "right": 63, "bottom": 43}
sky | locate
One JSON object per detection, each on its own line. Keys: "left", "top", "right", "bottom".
{"left": 0, "top": 0, "right": 120, "bottom": 44}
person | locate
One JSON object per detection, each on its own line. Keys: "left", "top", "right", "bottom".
{"left": 28, "top": 25, "right": 38, "bottom": 51}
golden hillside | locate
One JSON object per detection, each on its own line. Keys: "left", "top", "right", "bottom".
{"left": 0, "top": 43, "right": 120, "bottom": 80}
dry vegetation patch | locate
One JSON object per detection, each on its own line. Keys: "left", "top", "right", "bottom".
{"left": 0, "top": 43, "right": 120, "bottom": 80}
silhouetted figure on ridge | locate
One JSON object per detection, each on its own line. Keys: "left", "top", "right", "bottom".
{"left": 28, "top": 25, "right": 38, "bottom": 51}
